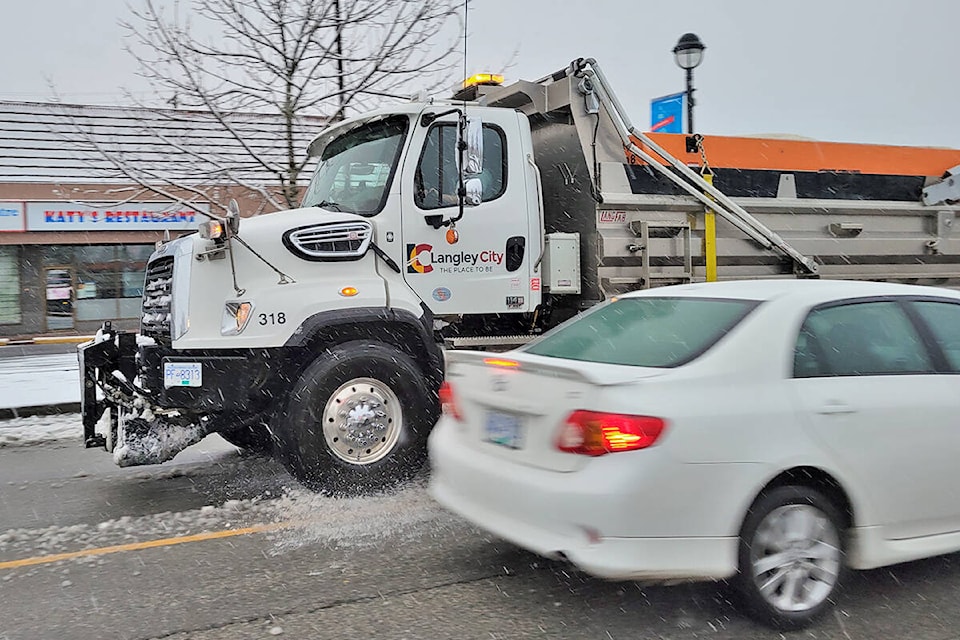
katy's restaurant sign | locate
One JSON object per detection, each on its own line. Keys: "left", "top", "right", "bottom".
{"left": 0, "top": 201, "right": 206, "bottom": 232}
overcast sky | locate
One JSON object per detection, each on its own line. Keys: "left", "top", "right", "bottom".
{"left": 3, "top": 0, "right": 958, "bottom": 148}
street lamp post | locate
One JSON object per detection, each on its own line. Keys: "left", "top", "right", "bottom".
{"left": 673, "top": 33, "right": 706, "bottom": 134}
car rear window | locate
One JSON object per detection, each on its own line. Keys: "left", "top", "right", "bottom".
{"left": 524, "top": 297, "right": 759, "bottom": 368}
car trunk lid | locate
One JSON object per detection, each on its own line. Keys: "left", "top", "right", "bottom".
{"left": 442, "top": 350, "right": 667, "bottom": 472}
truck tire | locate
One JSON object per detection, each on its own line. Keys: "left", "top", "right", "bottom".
{"left": 274, "top": 340, "right": 439, "bottom": 495}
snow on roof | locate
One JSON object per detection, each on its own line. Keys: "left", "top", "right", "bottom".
{"left": 0, "top": 101, "right": 329, "bottom": 185}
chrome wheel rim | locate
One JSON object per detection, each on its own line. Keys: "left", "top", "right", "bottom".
{"left": 322, "top": 377, "right": 401, "bottom": 466}
{"left": 750, "top": 504, "right": 841, "bottom": 613}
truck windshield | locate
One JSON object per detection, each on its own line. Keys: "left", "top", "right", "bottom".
{"left": 301, "top": 115, "right": 409, "bottom": 217}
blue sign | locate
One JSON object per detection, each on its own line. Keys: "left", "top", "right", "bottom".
{"left": 650, "top": 92, "right": 684, "bottom": 133}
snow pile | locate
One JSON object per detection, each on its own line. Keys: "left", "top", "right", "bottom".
{"left": 0, "top": 353, "right": 80, "bottom": 410}
{"left": 0, "top": 413, "right": 83, "bottom": 448}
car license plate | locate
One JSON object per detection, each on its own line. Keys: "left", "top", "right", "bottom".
{"left": 484, "top": 411, "right": 524, "bottom": 449}
{"left": 163, "top": 362, "right": 202, "bottom": 388}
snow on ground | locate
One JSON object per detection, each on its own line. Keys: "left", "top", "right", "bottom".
{"left": 0, "top": 496, "right": 277, "bottom": 566}
{"left": 267, "top": 477, "right": 458, "bottom": 552}
{"left": 0, "top": 481, "right": 463, "bottom": 577}
{"left": 0, "top": 413, "right": 83, "bottom": 448}
{"left": 0, "top": 353, "right": 79, "bottom": 410}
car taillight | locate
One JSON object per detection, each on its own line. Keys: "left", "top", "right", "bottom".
{"left": 557, "top": 410, "right": 666, "bottom": 456}
{"left": 439, "top": 381, "right": 463, "bottom": 422}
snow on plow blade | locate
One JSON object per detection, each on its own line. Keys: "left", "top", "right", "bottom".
{"left": 111, "top": 417, "right": 206, "bottom": 467}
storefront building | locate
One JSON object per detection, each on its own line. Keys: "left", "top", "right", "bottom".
{"left": 0, "top": 101, "right": 322, "bottom": 339}
{"left": 0, "top": 198, "right": 204, "bottom": 336}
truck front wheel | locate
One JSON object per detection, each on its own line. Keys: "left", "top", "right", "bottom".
{"left": 275, "top": 340, "right": 439, "bottom": 494}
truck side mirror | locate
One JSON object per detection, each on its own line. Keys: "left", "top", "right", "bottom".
{"left": 226, "top": 198, "right": 241, "bottom": 235}
{"left": 464, "top": 177, "right": 483, "bottom": 206}
{"left": 460, "top": 117, "right": 484, "bottom": 207}
{"left": 463, "top": 117, "right": 483, "bottom": 175}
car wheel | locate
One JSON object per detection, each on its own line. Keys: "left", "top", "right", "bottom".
{"left": 274, "top": 340, "right": 438, "bottom": 495}
{"left": 733, "top": 485, "right": 846, "bottom": 630}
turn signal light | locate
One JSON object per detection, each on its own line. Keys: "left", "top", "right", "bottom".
{"left": 221, "top": 301, "right": 253, "bottom": 336}
{"left": 439, "top": 381, "right": 463, "bottom": 422}
{"left": 483, "top": 357, "right": 520, "bottom": 369}
{"left": 234, "top": 302, "right": 252, "bottom": 329}
{"left": 339, "top": 286, "right": 359, "bottom": 297}
{"left": 557, "top": 410, "right": 666, "bottom": 456}
{"left": 199, "top": 220, "right": 225, "bottom": 240}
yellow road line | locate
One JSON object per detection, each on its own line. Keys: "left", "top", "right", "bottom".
{"left": 0, "top": 521, "right": 290, "bottom": 571}
{"left": 32, "top": 336, "right": 95, "bottom": 345}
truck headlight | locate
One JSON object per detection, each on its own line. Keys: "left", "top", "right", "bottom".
{"left": 221, "top": 301, "right": 254, "bottom": 335}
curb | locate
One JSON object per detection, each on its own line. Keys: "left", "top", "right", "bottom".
{"left": 0, "top": 335, "right": 94, "bottom": 347}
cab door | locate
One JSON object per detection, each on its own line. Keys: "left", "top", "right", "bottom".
{"left": 398, "top": 108, "right": 537, "bottom": 316}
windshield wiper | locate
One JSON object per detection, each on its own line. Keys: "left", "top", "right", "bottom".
{"left": 315, "top": 200, "right": 344, "bottom": 212}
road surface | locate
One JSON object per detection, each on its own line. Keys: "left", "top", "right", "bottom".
{"left": 2, "top": 420, "right": 960, "bottom": 640}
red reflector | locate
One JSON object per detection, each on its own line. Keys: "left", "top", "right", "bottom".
{"left": 557, "top": 410, "right": 666, "bottom": 456}
{"left": 483, "top": 357, "right": 520, "bottom": 369}
{"left": 439, "top": 381, "right": 463, "bottom": 422}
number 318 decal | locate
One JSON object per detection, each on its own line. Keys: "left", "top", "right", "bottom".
{"left": 258, "top": 312, "right": 287, "bottom": 325}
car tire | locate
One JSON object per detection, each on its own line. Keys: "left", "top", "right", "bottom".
{"left": 274, "top": 340, "right": 439, "bottom": 495}
{"left": 733, "top": 485, "right": 846, "bottom": 630}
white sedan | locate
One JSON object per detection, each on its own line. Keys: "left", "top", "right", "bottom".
{"left": 428, "top": 279, "right": 960, "bottom": 629}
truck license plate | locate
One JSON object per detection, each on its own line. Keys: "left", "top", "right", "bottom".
{"left": 484, "top": 411, "right": 524, "bottom": 449}
{"left": 164, "top": 362, "right": 202, "bottom": 388}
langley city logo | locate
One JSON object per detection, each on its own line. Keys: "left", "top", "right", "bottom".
{"left": 407, "top": 243, "right": 433, "bottom": 273}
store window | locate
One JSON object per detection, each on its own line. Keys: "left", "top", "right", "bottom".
{"left": 42, "top": 245, "right": 153, "bottom": 322}
{"left": 0, "top": 246, "right": 21, "bottom": 324}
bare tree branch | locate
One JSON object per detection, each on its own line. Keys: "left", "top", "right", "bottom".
{"left": 77, "top": 0, "right": 466, "bottom": 210}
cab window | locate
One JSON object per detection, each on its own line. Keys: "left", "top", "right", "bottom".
{"left": 415, "top": 124, "right": 506, "bottom": 209}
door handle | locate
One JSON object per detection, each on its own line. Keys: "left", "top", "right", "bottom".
{"left": 817, "top": 401, "right": 857, "bottom": 415}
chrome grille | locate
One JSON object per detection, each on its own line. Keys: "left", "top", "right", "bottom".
{"left": 141, "top": 256, "right": 174, "bottom": 344}
{"left": 284, "top": 221, "right": 373, "bottom": 260}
